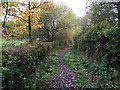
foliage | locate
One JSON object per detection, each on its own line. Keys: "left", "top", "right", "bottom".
{"left": 64, "top": 50, "right": 120, "bottom": 88}
{"left": 2, "top": 1, "right": 54, "bottom": 40}
{"left": 2, "top": 41, "right": 58, "bottom": 89}
{"left": 67, "top": 1, "right": 120, "bottom": 88}
{"left": 90, "top": 2, "right": 117, "bottom": 25}
{"left": 36, "top": 4, "right": 78, "bottom": 42}
{"left": 74, "top": 21, "right": 120, "bottom": 64}
{"left": 86, "top": 60, "right": 120, "bottom": 88}
{"left": 0, "top": 39, "right": 24, "bottom": 48}
{"left": 63, "top": 50, "right": 94, "bottom": 88}
{"left": 74, "top": 2, "right": 120, "bottom": 65}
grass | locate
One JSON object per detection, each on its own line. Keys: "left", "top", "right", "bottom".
{"left": 86, "top": 60, "right": 120, "bottom": 88}
{"left": 43, "top": 51, "right": 58, "bottom": 80}
{"left": 63, "top": 49, "right": 120, "bottom": 88}
{"left": 0, "top": 39, "right": 24, "bottom": 48}
{"left": 63, "top": 49, "right": 95, "bottom": 88}
{"left": 35, "top": 48, "right": 58, "bottom": 89}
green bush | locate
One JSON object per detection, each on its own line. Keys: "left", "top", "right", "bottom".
{"left": 0, "top": 39, "right": 24, "bottom": 48}
{"left": 74, "top": 25, "right": 120, "bottom": 65}
{"left": 2, "top": 41, "right": 55, "bottom": 89}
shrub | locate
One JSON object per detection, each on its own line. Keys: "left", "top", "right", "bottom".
{"left": 2, "top": 41, "right": 52, "bottom": 89}
{"left": 74, "top": 25, "right": 120, "bottom": 65}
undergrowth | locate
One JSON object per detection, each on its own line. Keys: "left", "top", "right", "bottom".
{"left": 63, "top": 49, "right": 120, "bottom": 88}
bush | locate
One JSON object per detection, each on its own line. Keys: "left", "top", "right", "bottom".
{"left": 1, "top": 39, "right": 24, "bottom": 48}
{"left": 74, "top": 25, "right": 120, "bottom": 65}
{"left": 2, "top": 41, "right": 53, "bottom": 89}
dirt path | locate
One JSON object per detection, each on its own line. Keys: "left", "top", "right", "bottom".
{"left": 47, "top": 47, "right": 78, "bottom": 89}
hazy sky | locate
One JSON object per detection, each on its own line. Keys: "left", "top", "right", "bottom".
{"left": 53, "top": 0, "right": 88, "bottom": 17}
{"left": 0, "top": 0, "right": 88, "bottom": 18}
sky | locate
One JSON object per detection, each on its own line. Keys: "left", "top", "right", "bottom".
{"left": 0, "top": 0, "right": 88, "bottom": 20}
{"left": 53, "top": 0, "right": 88, "bottom": 17}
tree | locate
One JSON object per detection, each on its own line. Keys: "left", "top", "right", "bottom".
{"left": 76, "top": 0, "right": 120, "bottom": 64}
{"left": 88, "top": 0, "right": 120, "bottom": 26}
{"left": 39, "top": 5, "right": 78, "bottom": 42}
{"left": 2, "top": 2, "right": 8, "bottom": 30}
{"left": 2, "top": 1, "right": 54, "bottom": 41}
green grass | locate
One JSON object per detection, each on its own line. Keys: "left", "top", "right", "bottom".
{"left": 63, "top": 50, "right": 95, "bottom": 88}
{"left": 86, "top": 60, "right": 120, "bottom": 88}
{"left": 43, "top": 52, "right": 58, "bottom": 80}
{"left": 0, "top": 39, "right": 24, "bottom": 48}
{"left": 35, "top": 49, "right": 58, "bottom": 89}
{"left": 63, "top": 49, "right": 120, "bottom": 88}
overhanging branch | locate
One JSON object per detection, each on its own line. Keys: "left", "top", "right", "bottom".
{"left": 8, "top": 14, "right": 28, "bottom": 23}
{"left": 30, "top": 4, "right": 42, "bottom": 10}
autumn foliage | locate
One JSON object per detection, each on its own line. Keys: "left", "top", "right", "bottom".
{"left": 2, "top": 1, "right": 54, "bottom": 40}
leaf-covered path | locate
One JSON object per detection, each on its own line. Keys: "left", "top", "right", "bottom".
{"left": 47, "top": 47, "right": 78, "bottom": 89}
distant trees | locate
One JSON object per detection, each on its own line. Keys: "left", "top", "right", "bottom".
{"left": 38, "top": 5, "right": 78, "bottom": 42}
{"left": 2, "top": 2, "right": 79, "bottom": 43}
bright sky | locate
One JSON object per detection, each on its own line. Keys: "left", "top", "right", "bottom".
{"left": 0, "top": 0, "right": 88, "bottom": 20}
{"left": 53, "top": 0, "right": 88, "bottom": 17}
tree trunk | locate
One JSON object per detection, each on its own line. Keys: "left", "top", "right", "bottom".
{"left": 117, "top": 1, "right": 120, "bottom": 26}
{"left": 2, "top": 2, "right": 8, "bottom": 29}
{"left": 101, "top": 2, "right": 120, "bottom": 26}
{"left": 28, "top": 2, "right": 32, "bottom": 42}
{"left": 46, "top": 28, "right": 52, "bottom": 42}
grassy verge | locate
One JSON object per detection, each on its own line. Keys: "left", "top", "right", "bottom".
{"left": 86, "top": 59, "right": 120, "bottom": 88}
{"left": 63, "top": 49, "right": 95, "bottom": 88}
{"left": 31, "top": 47, "right": 59, "bottom": 89}
{"left": 63, "top": 49, "right": 120, "bottom": 88}
{"left": 40, "top": 49, "right": 58, "bottom": 80}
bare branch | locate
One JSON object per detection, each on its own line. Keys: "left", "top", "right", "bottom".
{"left": 30, "top": 4, "right": 42, "bottom": 10}
{"left": 99, "top": 2, "right": 118, "bottom": 5}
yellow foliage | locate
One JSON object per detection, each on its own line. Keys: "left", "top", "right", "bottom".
{"left": 9, "top": 2, "right": 19, "bottom": 7}
{"left": 3, "top": 0, "right": 55, "bottom": 39}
